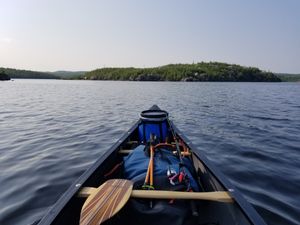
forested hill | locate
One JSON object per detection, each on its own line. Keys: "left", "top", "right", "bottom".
{"left": 0, "top": 68, "right": 59, "bottom": 79}
{"left": 82, "top": 62, "right": 281, "bottom": 82}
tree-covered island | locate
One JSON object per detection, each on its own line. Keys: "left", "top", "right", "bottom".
{"left": 81, "top": 62, "right": 281, "bottom": 82}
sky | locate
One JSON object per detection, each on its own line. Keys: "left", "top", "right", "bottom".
{"left": 0, "top": 0, "right": 299, "bottom": 73}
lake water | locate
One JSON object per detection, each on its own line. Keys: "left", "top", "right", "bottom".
{"left": 0, "top": 79, "right": 299, "bottom": 225}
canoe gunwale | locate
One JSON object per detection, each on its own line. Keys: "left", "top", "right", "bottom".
{"left": 171, "top": 120, "right": 267, "bottom": 225}
{"left": 37, "top": 120, "right": 140, "bottom": 225}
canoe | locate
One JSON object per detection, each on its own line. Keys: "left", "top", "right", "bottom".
{"left": 37, "top": 105, "right": 266, "bottom": 225}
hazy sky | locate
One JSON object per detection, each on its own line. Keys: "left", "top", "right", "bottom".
{"left": 0, "top": 0, "right": 299, "bottom": 73}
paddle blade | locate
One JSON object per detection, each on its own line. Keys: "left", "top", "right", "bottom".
{"left": 80, "top": 179, "right": 133, "bottom": 225}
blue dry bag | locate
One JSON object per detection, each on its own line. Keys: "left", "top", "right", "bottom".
{"left": 138, "top": 109, "right": 169, "bottom": 143}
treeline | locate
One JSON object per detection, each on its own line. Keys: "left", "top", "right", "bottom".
{"left": 82, "top": 62, "right": 281, "bottom": 82}
{"left": 51, "top": 71, "right": 86, "bottom": 79}
{"left": 0, "top": 70, "right": 10, "bottom": 80}
{"left": 0, "top": 68, "right": 59, "bottom": 79}
{"left": 276, "top": 73, "right": 300, "bottom": 82}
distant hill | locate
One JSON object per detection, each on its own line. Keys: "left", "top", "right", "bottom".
{"left": 0, "top": 68, "right": 87, "bottom": 79}
{"left": 276, "top": 73, "right": 300, "bottom": 82}
{"left": 0, "top": 68, "right": 59, "bottom": 79}
{"left": 82, "top": 62, "right": 281, "bottom": 82}
{"left": 50, "top": 71, "right": 86, "bottom": 79}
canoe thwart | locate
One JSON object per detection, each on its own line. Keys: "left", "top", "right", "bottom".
{"left": 118, "top": 149, "right": 191, "bottom": 156}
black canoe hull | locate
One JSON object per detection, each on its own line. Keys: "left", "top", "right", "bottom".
{"left": 37, "top": 105, "right": 266, "bottom": 225}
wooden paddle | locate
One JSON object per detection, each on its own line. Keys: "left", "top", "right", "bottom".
{"left": 79, "top": 179, "right": 133, "bottom": 225}
{"left": 79, "top": 179, "right": 233, "bottom": 225}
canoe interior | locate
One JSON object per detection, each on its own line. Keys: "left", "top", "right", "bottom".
{"left": 38, "top": 107, "right": 264, "bottom": 225}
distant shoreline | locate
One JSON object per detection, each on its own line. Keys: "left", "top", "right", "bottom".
{"left": 2, "top": 62, "right": 300, "bottom": 82}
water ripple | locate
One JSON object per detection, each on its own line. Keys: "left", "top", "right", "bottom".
{"left": 0, "top": 80, "right": 299, "bottom": 225}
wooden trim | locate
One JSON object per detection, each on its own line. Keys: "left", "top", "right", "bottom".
{"left": 118, "top": 149, "right": 133, "bottom": 154}
{"left": 126, "top": 141, "right": 138, "bottom": 144}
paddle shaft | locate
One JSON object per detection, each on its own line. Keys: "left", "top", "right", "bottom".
{"left": 144, "top": 144, "right": 154, "bottom": 187}
{"left": 79, "top": 187, "right": 233, "bottom": 203}
{"left": 131, "top": 190, "right": 233, "bottom": 203}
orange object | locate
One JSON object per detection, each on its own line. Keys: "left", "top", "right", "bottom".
{"left": 144, "top": 144, "right": 155, "bottom": 187}
{"left": 144, "top": 157, "right": 151, "bottom": 184}
{"left": 149, "top": 145, "right": 154, "bottom": 186}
